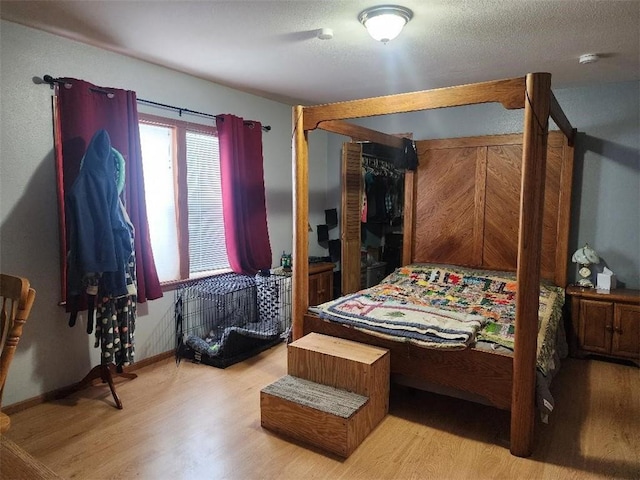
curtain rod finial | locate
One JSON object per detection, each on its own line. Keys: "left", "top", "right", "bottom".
{"left": 42, "top": 74, "right": 56, "bottom": 89}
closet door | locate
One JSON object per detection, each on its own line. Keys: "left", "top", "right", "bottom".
{"left": 341, "top": 142, "right": 362, "bottom": 294}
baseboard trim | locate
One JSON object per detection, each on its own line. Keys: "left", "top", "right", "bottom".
{"left": 2, "top": 350, "right": 175, "bottom": 415}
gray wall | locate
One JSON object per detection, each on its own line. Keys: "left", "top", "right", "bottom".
{"left": 327, "top": 82, "right": 640, "bottom": 289}
{"left": 0, "top": 20, "right": 328, "bottom": 405}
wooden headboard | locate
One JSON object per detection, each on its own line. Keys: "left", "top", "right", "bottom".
{"left": 403, "top": 131, "right": 574, "bottom": 286}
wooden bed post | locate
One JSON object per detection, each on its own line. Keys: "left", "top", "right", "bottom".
{"left": 292, "top": 105, "right": 309, "bottom": 341}
{"left": 511, "top": 72, "right": 552, "bottom": 457}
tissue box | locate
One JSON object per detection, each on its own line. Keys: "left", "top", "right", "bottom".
{"left": 597, "top": 272, "right": 617, "bottom": 291}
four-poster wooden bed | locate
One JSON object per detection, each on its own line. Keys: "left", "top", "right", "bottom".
{"left": 291, "top": 73, "right": 575, "bottom": 457}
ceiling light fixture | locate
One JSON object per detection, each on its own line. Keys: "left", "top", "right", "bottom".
{"left": 579, "top": 53, "right": 599, "bottom": 65}
{"left": 358, "top": 5, "right": 413, "bottom": 43}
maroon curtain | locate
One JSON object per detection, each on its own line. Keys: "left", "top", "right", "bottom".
{"left": 54, "top": 78, "right": 162, "bottom": 304}
{"left": 216, "top": 114, "right": 272, "bottom": 275}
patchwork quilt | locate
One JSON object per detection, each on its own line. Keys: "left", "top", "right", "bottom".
{"left": 315, "top": 264, "right": 565, "bottom": 374}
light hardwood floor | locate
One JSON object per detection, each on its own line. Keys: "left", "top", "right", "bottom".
{"left": 3, "top": 343, "right": 639, "bottom": 479}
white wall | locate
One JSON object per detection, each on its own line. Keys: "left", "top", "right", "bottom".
{"left": 326, "top": 81, "right": 640, "bottom": 289}
{"left": 0, "top": 20, "right": 328, "bottom": 405}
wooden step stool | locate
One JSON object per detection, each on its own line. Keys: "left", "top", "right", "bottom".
{"left": 261, "top": 332, "right": 389, "bottom": 457}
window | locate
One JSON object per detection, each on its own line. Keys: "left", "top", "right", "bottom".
{"left": 139, "top": 114, "right": 230, "bottom": 284}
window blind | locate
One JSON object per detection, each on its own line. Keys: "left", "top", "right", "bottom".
{"left": 186, "top": 131, "right": 230, "bottom": 273}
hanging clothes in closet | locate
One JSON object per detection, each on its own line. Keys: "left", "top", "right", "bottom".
{"left": 66, "top": 129, "right": 137, "bottom": 368}
{"left": 360, "top": 154, "right": 404, "bottom": 248}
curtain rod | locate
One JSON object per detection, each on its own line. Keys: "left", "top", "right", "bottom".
{"left": 42, "top": 75, "right": 271, "bottom": 132}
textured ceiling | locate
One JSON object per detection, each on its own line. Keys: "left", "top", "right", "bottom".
{"left": 1, "top": 0, "right": 638, "bottom": 105}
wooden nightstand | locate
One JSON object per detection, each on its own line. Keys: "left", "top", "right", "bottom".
{"left": 308, "top": 262, "right": 334, "bottom": 306}
{"left": 565, "top": 286, "right": 640, "bottom": 365}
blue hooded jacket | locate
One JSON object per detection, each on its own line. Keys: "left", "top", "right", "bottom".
{"left": 66, "top": 129, "right": 133, "bottom": 299}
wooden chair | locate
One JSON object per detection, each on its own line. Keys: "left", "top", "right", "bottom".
{"left": 0, "top": 274, "right": 36, "bottom": 433}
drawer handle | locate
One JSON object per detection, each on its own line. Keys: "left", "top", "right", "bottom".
{"left": 614, "top": 327, "right": 622, "bottom": 334}
{"left": 605, "top": 325, "right": 613, "bottom": 332}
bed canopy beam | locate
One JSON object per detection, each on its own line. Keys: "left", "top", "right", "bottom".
{"left": 302, "top": 77, "right": 526, "bottom": 131}
{"left": 315, "top": 120, "right": 405, "bottom": 149}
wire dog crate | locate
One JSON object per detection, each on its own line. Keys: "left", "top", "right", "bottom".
{"left": 175, "top": 271, "right": 291, "bottom": 368}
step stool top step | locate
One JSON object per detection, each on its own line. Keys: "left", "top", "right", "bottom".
{"left": 261, "top": 375, "right": 368, "bottom": 419}
{"left": 290, "top": 333, "right": 388, "bottom": 365}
